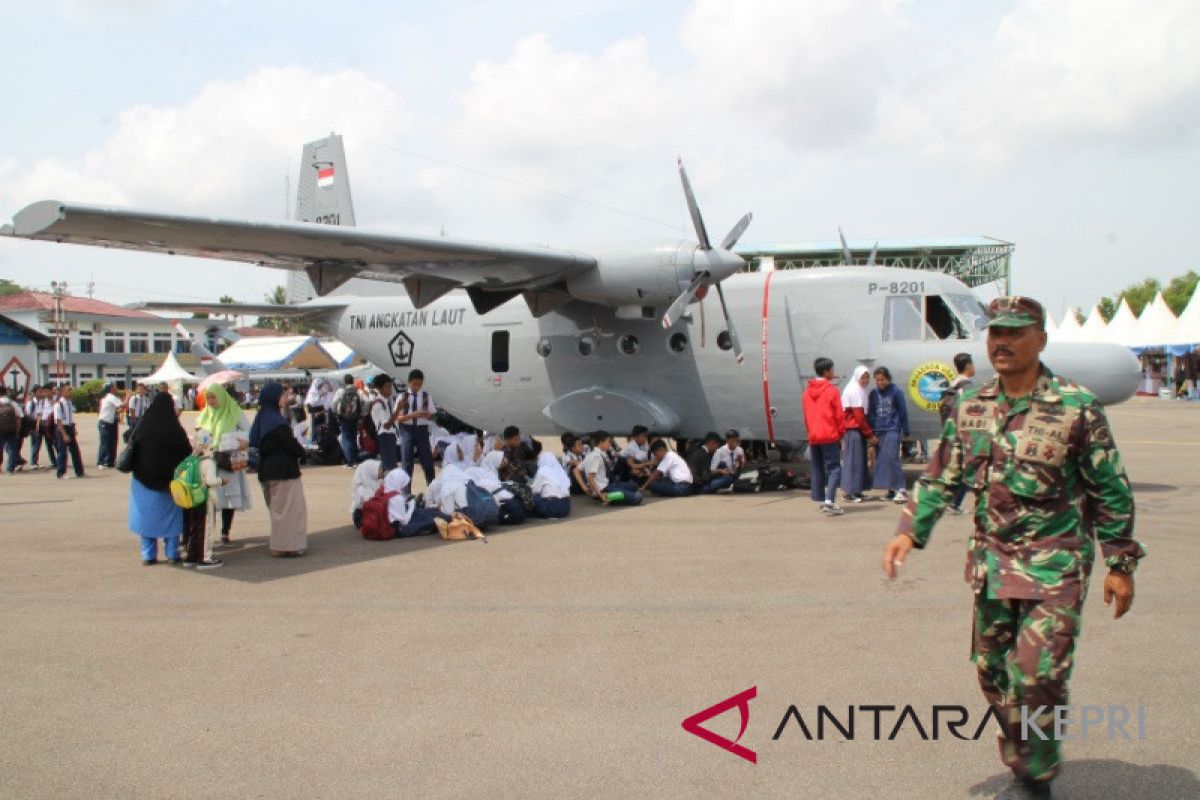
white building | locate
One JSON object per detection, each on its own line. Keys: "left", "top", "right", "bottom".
{"left": 0, "top": 291, "right": 233, "bottom": 387}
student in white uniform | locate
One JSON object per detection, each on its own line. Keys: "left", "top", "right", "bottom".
{"left": 579, "top": 430, "right": 642, "bottom": 505}
{"left": 396, "top": 369, "right": 437, "bottom": 484}
{"left": 0, "top": 386, "right": 23, "bottom": 474}
{"left": 529, "top": 440, "right": 571, "bottom": 518}
{"left": 559, "top": 433, "right": 589, "bottom": 495}
{"left": 618, "top": 425, "right": 653, "bottom": 482}
{"left": 96, "top": 384, "right": 122, "bottom": 470}
{"left": 641, "top": 439, "right": 694, "bottom": 497}
{"left": 53, "top": 385, "right": 85, "bottom": 479}
{"left": 370, "top": 374, "right": 401, "bottom": 471}
{"left": 711, "top": 429, "right": 747, "bottom": 476}
{"left": 350, "top": 459, "right": 385, "bottom": 530}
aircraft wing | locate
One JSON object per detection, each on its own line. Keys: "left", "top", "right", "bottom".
{"left": 5, "top": 201, "right": 597, "bottom": 297}
{"left": 129, "top": 301, "right": 341, "bottom": 317}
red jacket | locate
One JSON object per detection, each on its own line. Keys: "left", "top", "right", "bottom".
{"left": 803, "top": 378, "right": 846, "bottom": 445}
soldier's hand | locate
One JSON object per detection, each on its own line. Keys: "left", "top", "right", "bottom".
{"left": 883, "top": 534, "right": 915, "bottom": 579}
{"left": 1103, "top": 572, "right": 1135, "bottom": 619}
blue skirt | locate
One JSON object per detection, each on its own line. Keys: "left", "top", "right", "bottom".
{"left": 128, "top": 477, "right": 184, "bottom": 539}
{"left": 841, "top": 429, "right": 871, "bottom": 496}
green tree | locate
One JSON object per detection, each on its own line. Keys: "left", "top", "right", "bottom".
{"left": 1119, "top": 278, "right": 1160, "bottom": 317}
{"left": 0, "top": 278, "right": 25, "bottom": 296}
{"left": 1097, "top": 296, "right": 1116, "bottom": 323}
{"left": 1163, "top": 270, "right": 1199, "bottom": 316}
{"left": 257, "top": 285, "right": 295, "bottom": 333}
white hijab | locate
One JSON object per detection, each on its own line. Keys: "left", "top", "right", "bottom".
{"left": 842, "top": 365, "right": 871, "bottom": 410}
{"left": 383, "top": 468, "right": 413, "bottom": 523}
{"left": 535, "top": 452, "right": 572, "bottom": 493}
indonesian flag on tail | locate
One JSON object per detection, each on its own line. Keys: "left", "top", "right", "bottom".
{"left": 316, "top": 165, "right": 335, "bottom": 189}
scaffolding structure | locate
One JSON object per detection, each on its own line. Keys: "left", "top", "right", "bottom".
{"left": 736, "top": 236, "right": 1014, "bottom": 293}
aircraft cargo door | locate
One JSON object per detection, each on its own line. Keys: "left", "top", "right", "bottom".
{"left": 764, "top": 272, "right": 877, "bottom": 444}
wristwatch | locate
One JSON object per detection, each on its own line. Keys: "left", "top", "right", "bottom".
{"left": 1106, "top": 554, "right": 1139, "bottom": 575}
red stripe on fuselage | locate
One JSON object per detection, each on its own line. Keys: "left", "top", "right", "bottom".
{"left": 761, "top": 270, "right": 776, "bottom": 441}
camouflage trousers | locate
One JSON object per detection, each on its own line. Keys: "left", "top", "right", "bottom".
{"left": 971, "top": 592, "right": 1085, "bottom": 782}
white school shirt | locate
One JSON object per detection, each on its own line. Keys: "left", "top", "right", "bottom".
{"left": 711, "top": 444, "right": 746, "bottom": 473}
{"left": 398, "top": 388, "right": 436, "bottom": 428}
{"left": 620, "top": 440, "right": 649, "bottom": 463}
{"left": 0, "top": 396, "right": 23, "bottom": 419}
{"left": 655, "top": 451, "right": 693, "bottom": 484}
{"left": 36, "top": 398, "right": 54, "bottom": 421}
{"left": 581, "top": 449, "right": 610, "bottom": 493}
{"left": 127, "top": 394, "right": 150, "bottom": 419}
{"left": 98, "top": 393, "right": 122, "bottom": 424}
{"left": 371, "top": 394, "right": 398, "bottom": 435}
{"left": 53, "top": 397, "right": 75, "bottom": 425}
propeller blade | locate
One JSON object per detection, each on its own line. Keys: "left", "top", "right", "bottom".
{"left": 866, "top": 241, "right": 879, "bottom": 268}
{"left": 662, "top": 271, "right": 708, "bottom": 329}
{"left": 715, "top": 282, "right": 745, "bottom": 364}
{"left": 720, "top": 212, "right": 753, "bottom": 251}
{"left": 678, "top": 158, "right": 711, "bottom": 250}
{"left": 838, "top": 227, "right": 853, "bottom": 265}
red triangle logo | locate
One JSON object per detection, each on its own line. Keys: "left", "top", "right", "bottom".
{"left": 681, "top": 686, "right": 757, "bottom": 764}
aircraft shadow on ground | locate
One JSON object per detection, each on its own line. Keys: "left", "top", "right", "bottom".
{"left": 196, "top": 494, "right": 651, "bottom": 585}
{"left": 968, "top": 760, "right": 1199, "bottom": 799}
{"left": 1130, "top": 482, "right": 1178, "bottom": 493}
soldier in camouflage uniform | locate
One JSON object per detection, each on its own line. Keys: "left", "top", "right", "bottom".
{"left": 882, "top": 296, "right": 1145, "bottom": 800}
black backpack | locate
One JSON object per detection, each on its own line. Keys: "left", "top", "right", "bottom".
{"left": 0, "top": 403, "right": 17, "bottom": 435}
{"left": 338, "top": 387, "right": 364, "bottom": 421}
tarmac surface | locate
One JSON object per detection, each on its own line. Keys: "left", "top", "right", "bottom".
{"left": 0, "top": 399, "right": 1197, "bottom": 799}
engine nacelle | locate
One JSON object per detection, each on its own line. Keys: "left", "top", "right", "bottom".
{"left": 565, "top": 240, "right": 744, "bottom": 308}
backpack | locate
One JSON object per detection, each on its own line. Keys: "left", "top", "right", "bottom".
{"left": 360, "top": 488, "right": 399, "bottom": 541}
{"left": 169, "top": 455, "right": 209, "bottom": 509}
{"left": 759, "top": 466, "right": 800, "bottom": 491}
{"left": 358, "top": 417, "right": 379, "bottom": 456}
{"left": 462, "top": 480, "right": 500, "bottom": 530}
{"left": 338, "top": 388, "right": 364, "bottom": 421}
{"left": 732, "top": 470, "right": 762, "bottom": 493}
{"left": 0, "top": 402, "right": 17, "bottom": 435}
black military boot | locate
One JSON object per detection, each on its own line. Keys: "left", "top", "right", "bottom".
{"left": 994, "top": 776, "right": 1054, "bottom": 799}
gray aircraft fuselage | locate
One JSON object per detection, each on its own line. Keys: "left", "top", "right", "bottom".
{"left": 307, "top": 263, "right": 1140, "bottom": 443}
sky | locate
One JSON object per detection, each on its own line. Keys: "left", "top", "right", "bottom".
{"left": 1, "top": 0, "right": 1197, "bottom": 320}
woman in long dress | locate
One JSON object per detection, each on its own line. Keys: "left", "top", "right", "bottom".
{"left": 127, "top": 393, "right": 192, "bottom": 565}
{"left": 195, "top": 383, "right": 252, "bottom": 544}
{"left": 840, "top": 365, "right": 875, "bottom": 503}
{"left": 250, "top": 382, "right": 308, "bottom": 557}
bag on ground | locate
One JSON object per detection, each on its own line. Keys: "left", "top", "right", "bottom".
{"left": 360, "top": 488, "right": 399, "bottom": 541}
{"left": 462, "top": 480, "right": 500, "bottom": 530}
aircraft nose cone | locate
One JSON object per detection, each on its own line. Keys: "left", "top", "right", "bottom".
{"left": 693, "top": 247, "right": 744, "bottom": 282}
{"left": 1042, "top": 341, "right": 1141, "bottom": 405}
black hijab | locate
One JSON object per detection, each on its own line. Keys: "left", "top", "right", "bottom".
{"left": 131, "top": 393, "right": 193, "bottom": 490}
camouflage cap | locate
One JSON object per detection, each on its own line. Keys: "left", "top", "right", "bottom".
{"left": 987, "top": 295, "right": 1046, "bottom": 329}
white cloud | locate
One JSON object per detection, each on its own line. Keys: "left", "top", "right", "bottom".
{"left": 10, "top": 66, "right": 410, "bottom": 216}
{"left": 894, "top": 0, "right": 1200, "bottom": 164}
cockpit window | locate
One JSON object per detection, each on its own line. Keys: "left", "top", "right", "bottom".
{"left": 883, "top": 295, "right": 924, "bottom": 341}
{"left": 947, "top": 293, "right": 989, "bottom": 333}
{"left": 884, "top": 293, "right": 980, "bottom": 342}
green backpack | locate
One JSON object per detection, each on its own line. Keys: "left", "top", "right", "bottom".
{"left": 170, "top": 455, "right": 209, "bottom": 509}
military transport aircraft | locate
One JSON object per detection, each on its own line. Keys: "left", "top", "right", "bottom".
{"left": 2, "top": 135, "right": 1139, "bottom": 445}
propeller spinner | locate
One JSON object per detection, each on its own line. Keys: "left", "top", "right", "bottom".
{"left": 664, "top": 159, "right": 751, "bottom": 365}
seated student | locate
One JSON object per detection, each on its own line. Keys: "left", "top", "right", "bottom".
{"left": 578, "top": 430, "right": 642, "bottom": 505}
{"left": 382, "top": 467, "right": 449, "bottom": 537}
{"left": 529, "top": 440, "right": 571, "bottom": 518}
{"left": 641, "top": 439, "right": 694, "bottom": 497}
{"left": 473, "top": 449, "right": 526, "bottom": 525}
{"left": 499, "top": 425, "right": 536, "bottom": 482}
{"left": 616, "top": 424, "right": 653, "bottom": 482}
{"left": 712, "top": 429, "right": 747, "bottom": 476}
{"left": 559, "top": 433, "right": 589, "bottom": 494}
{"left": 688, "top": 432, "right": 737, "bottom": 494}
{"left": 350, "top": 459, "right": 385, "bottom": 530}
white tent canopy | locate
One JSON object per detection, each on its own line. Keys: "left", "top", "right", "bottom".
{"left": 138, "top": 351, "right": 199, "bottom": 384}
{"left": 1103, "top": 298, "right": 1140, "bottom": 346}
{"left": 321, "top": 340, "right": 357, "bottom": 369}
{"left": 1128, "top": 291, "right": 1178, "bottom": 349}
{"left": 1165, "top": 287, "right": 1200, "bottom": 350}
{"left": 1045, "top": 311, "right": 1058, "bottom": 337}
{"left": 1078, "top": 304, "right": 1109, "bottom": 343}
{"left": 1051, "top": 308, "right": 1083, "bottom": 342}
{"left": 216, "top": 335, "right": 337, "bottom": 372}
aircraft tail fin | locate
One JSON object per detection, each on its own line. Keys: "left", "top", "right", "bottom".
{"left": 288, "top": 133, "right": 357, "bottom": 303}
{"left": 172, "top": 321, "right": 229, "bottom": 375}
